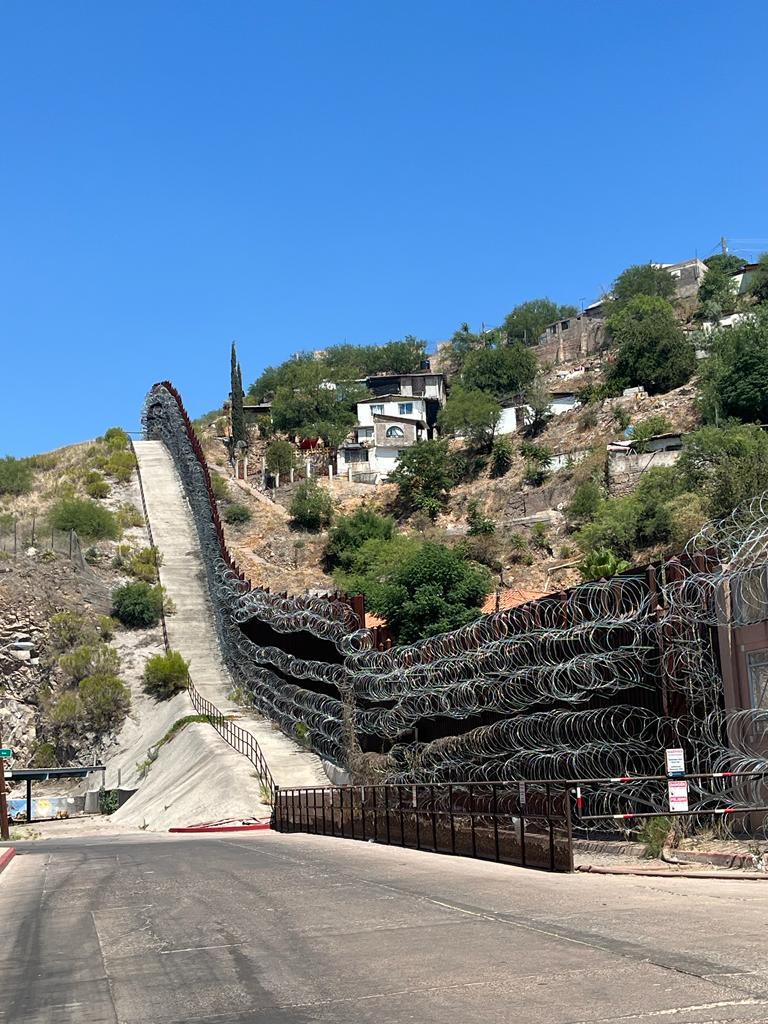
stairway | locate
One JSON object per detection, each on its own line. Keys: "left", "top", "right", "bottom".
{"left": 132, "top": 440, "right": 330, "bottom": 788}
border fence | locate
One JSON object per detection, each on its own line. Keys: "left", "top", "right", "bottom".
{"left": 273, "top": 780, "right": 574, "bottom": 872}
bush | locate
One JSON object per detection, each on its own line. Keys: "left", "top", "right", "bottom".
{"left": 530, "top": 522, "right": 549, "bottom": 549}
{"left": 223, "top": 503, "right": 252, "bottom": 525}
{"left": 210, "top": 471, "right": 229, "bottom": 502}
{"left": 112, "top": 581, "right": 165, "bottom": 628}
{"left": 437, "top": 387, "right": 501, "bottom": 448}
{"left": 79, "top": 674, "right": 131, "bottom": 732}
{"left": 631, "top": 415, "right": 673, "bottom": 449}
{"left": 677, "top": 423, "right": 768, "bottom": 521}
{"left": 578, "top": 547, "right": 630, "bottom": 581}
{"left": 0, "top": 456, "right": 34, "bottom": 496}
{"left": 105, "top": 450, "right": 136, "bottom": 483}
{"left": 265, "top": 439, "right": 296, "bottom": 476}
{"left": 289, "top": 480, "right": 334, "bottom": 531}
{"left": 98, "top": 616, "right": 119, "bottom": 640}
{"left": 520, "top": 441, "right": 552, "bottom": 467}
{"left": 114, "top": 503, "right": 144, "bottom": 530}
{"left": 568, "top": 480, "right": 603, "bottom": 524}
{"left": 578, "top": 467, "right": 680, "bottom": 558}
{"left": 48, "top": 497, "right": 120, "bottom": 540}
{"left": 103, "top": 427, "right": 131, "bottom": 451}
{"left": 699, "top": 310, "right": 768, "bottom": 424}
{"left": 324, "top": 506, "right": 395, "bottom": 571}
{"left": 59, "top": 643, "right": 120, "bottom": 685}
{"left": 48, "top": 692, "right": 82, "bottom": 737}
{"left": 143, "top": 650, "right": 190, "bottom": 700}
{"left": 128, "top": 546, "right": 162, "bottom": 583}
{"left": 85, "top": 472, "right": 110, "bottom": 499}
{"left": 49, "top": 611, "right": 96, "bottom": 652}
{"left": 523, "top": 462, "right": 548, "bottom": 487}
{"left": 466, "top": 500, "right": 495, "bottom": 536}
{"left": 578, "top": 408, "right": 598, "bottom": 430}
{"left": 31, "top": 742, "right": 57, "bottom": 769}
{"left": 490, "top": 436, "right": 514, "bottom": 478}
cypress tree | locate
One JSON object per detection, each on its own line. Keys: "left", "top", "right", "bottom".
{"left": 230, "top": 342, "right": 246, "bottom": 446}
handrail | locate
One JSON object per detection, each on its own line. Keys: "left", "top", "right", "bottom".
{"left": 187, "top": 678, "right": 275, "bottom": 795}
{"left": 128, "top": 437, "right": 169, "bottom": 651}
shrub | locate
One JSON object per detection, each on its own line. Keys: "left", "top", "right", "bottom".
{"left": 614, "top": 405, "right": 631, "bottom": 431}
{"left": 114, "top": 503, "right": 144, "bottom": 530}
{"left": 48, "top": 497, "right": 119, "bottom": 540}
{"left": 128, "top": 546, "right": 162, "bottom": 583}
{"left": 577, "top": 467, "right": 680, "bottom": 558}
{"left": 265, "top": 439, "right": 296, "bottom": 476}
{"left": 143, "top": 650, "right": 190, "bottom": 700}
{"left": 0, "top": 456, "right": 33, "bottom": 496}
{"left": 568, "top": 480, "right": 603, "bottom": 525}
{"left": 631, "top": 415, "right": 673, "bottom": 449}
{"left": 289, "top": 480, "right": 334, "bottom": 531}
{"left": 49, "top": 611, "right": 96, "bottom": 653}
{"left": 578, "top": 408, "right": 598, "bottom": 430}
{"left": 103, "top": 427, "right": 131, "bottom": 451}
{"left": 223, "top": 503, "right": 252, "bottom": 525}
{"left": 48, "top": 692, "right": 82, "bottom": 737}
{"left": 490, "top": 436, "right": 514, "bottom": 478}
{"left": 466, "top": 499, "right": 495, "bottom": 536}
{"left": 209, "top": 471, "right": 229, "bottom": 501}
{"left": 105, "top": 450, "right": 136, "bottom": 483}
{"left": 437, "top": 386, "right": 501, "bottom": 448}
{"left": 85, "top": 472, "right": 110, "bottom": 499}
{"left": 524, "top": 462, "right": 548, "bottom": 487}
{"left": 31, "top": 742, "right": 57, "bottom": 769}
{"left": 324, "top": 506, "right": 395, "bottom": 570}
{"left": 699, "top": 310, "right": 768, "bottom": 424}
{"left": 112, "top": 581, "right": 165, "bottom": 628}
{"left": 59, "top": 643, "right": 120, "bottom": 685}
{"left": 79, "top": 674, "right": 131, "bottom": 732}
{"left": 98, "top": 616, "right": 119, "bottom": 640}
{"left": 677, "top": 423, "right": 768, "bottom": 521}
{"left": 638, "top": 816, "right": 675, "bottom": 858}
{"left": 520, "top": 441, "right": 552, "bottom": 467}
{"left": 578, "top": 547, "right": 631, "bottom": 581}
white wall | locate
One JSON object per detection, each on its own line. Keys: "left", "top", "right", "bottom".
{"left": 357, "top": 397, "right": 426, "bottom": 426}
{"left": 497, "top": 407, "right": 519, "bottom": 435}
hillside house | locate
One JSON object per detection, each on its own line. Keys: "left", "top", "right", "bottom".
{"left": 338, "top": 394, "right": 430, "bottom": 479}
{"left": 536, "top": 302, "right": 607, "bottom": 366}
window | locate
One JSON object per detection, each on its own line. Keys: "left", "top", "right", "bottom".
{"left": 561, "top": 320, "right": 570, "bottom": 330}
{"left": 371, "top": 404, "right": 384, "bottom": 415}
{"left": 344, "top": 448, "right": 369, "bottom": 464}
{"left": 398, "top": 402, "right": 413, "bottom": 415}
{"left": 386, "top": 425, "right": 405, "bottom": 439}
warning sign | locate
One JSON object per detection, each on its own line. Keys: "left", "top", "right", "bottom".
{"left": 667, "top": 779, "right": 689, "bottom": 813}
{"left": 665, "top": 747, "right": 686, "bottom": 777}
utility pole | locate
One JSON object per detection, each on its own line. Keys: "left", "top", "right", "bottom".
{"left": 0, "top": 726, "right": 9, "bottom": 842}
{"left": 721, "top": 236, "right": 728, "bottom": 255}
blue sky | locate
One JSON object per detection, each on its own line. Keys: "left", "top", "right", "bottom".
{"left": 2, "top": 2, "right": 767, "bottom": 455}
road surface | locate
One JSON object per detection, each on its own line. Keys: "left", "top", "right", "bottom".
{"left": 1, "top": 831, "right": 768, "bottom": 1023}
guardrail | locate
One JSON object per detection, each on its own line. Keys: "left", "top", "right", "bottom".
{"left": 273, "top": 780, "right": 573, "bottom": 872}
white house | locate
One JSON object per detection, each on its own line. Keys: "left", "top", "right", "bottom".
{"left": 338, "top": 395, "right": 429, "bottom": 479}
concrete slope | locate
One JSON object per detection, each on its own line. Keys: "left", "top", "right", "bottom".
{"left": 133, "top": 440, "right": 330, "bottom": 788}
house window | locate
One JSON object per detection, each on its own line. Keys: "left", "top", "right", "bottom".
{"left": 398, "top": 402, "right": 413, "bottom": 415}
{"left": 370, "top": 404, "right": 384, "bottom": 415}
{"left": 344, "top": 448, "right": 369, "bottom": 464}
{"left": 386, "top": 425, "right": 405, "bottom": 438}
{"left": 561, "top": 320, "right": 570, "bottom": 330}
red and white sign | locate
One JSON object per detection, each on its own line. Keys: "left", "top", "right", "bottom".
{"left": 667, "top": 779, "right": 689, "bottom": 813}
{"left": 665, "top": 747, "right": 686, "bottom": 776}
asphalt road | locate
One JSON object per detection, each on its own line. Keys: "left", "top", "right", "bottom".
{"left": 2, "top": 831, "right": 768, "bottom": 1024}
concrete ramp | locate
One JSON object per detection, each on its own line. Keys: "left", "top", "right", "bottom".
{"left": 132, "top": 440, "right": 330, "bottom": 789}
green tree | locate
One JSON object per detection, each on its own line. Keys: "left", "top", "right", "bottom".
{"left": 749, "top": 252, "right": 768, "bottom": 304}
{"left": 461, "top": 342, "right": 537, "bottom": 401}
{"left": 437, "top": 386, "right": 501, "bottom": 448}
{"left": 230, "top": 342, "right": 246, "bottom": 447}
{"left": 441, "top": 323, "right": 485, "bottom": 375}
{"left": 270, "top": 360, "right": 362, "bottom": 447}
{"left": 367, "top": 541, "right": 493, "bottom": 643}
{"left": 389, "top": 440, "right": 455, "bottom": 518}
{"left": 678, "top": 423, "right": 768, "bottom": 520}
{"left": 696, "top": 255, "right": 740, "bottom": 319}
{"left": 607, "top": 296, "right": 695, "bottom": 395}
{"left": 577, "top": 467, "right": 681, "bottom": 558}
{"left": 503, "top": 298, "right": 578, "bottom": 347}
{"left": 289, "top": 480, "right": 334, "bottom": 531}
{"left": 265, "top": 439, "right": 296, "bottom": 476}
{"left": 324, "top": 506, "right": 395, "bottom": 571}
{"left": 0, "top": 456, "right": 33, "bottom": 496}
{"left": 567, "top": 479, "right": 603, "bottom": 525}
{"left": 609, "top": 263, "right": 676, "bottom": 311}
{"left": 699, "top": 311, "right": 768, "bottom": 423}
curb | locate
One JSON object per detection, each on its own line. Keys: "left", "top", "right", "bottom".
{"left": 0, "top": 848, "right": 16, "bottom": 875}
{"left": 169, "top": 823, "right": 271, "bottom": 834}
{"left": 577, "top": 863, "right": 768, "bottom": 880}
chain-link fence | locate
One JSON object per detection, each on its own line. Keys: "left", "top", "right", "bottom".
{"left": 0, "top": 516, "right": 89, "bottom": 571}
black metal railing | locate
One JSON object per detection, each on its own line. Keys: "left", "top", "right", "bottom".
{"left": 188, "top": 679, "right": 275, "bottom": 796}
{"left": 273, "top": 781, "right": 573, "bottom": 872}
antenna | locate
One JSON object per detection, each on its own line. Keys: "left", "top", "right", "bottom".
{"left": 721, "top": 236, "right": 728, "bottom": 255}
